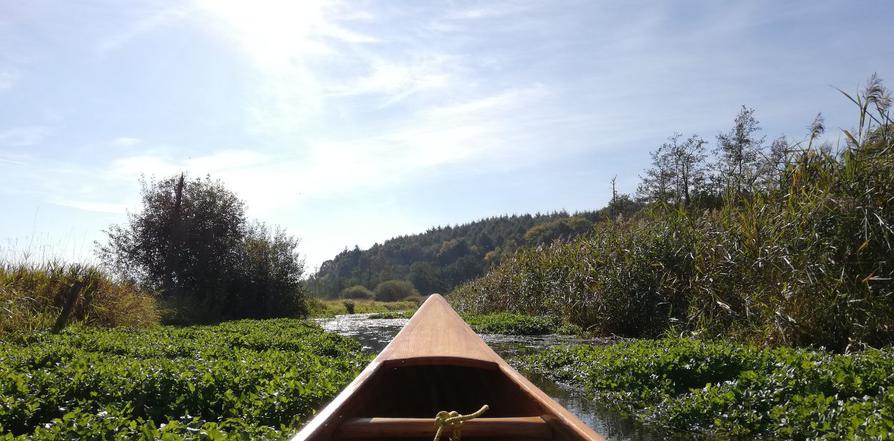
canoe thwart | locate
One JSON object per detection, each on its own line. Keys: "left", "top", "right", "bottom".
{"left": 334, "top": 416, "right": 552, "bottom": 440}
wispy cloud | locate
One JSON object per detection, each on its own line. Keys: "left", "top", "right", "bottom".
{"left": 110, "top": 137, "right": 142, "bottom": 148}
{"left": 0, "top": 70, "right": 20, "bottom": 92}
{"left": 443, "top": 1, "right": 537, "bottom": 21}
{"left": 49, "top": 198, "right": 129, "bottom": 214}
{"left": 75, "top": 85, "right": 554, "bottom": 217}
{"left": 0, "top": 126, "right": 51, "bottom": 147}
{"left": 324, "top": 56, "right": 453, "bottom": 107}
{"left": 96, "top": 5, "right": 191, "bottom": 55}
{"left": 2, "top": 0, "right": 892, "bottom": 268}
{"left": 92, "top": 83, "right": 558, "bottom": 202}
{"left": 0, "top": 156, "right": 25, "bottom": 165}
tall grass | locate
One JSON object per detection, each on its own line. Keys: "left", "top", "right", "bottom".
{"left": 451, "top": 78, "right": 894, "bottom": 351}
{"left": 0, "top": 262, "right": 159, "bottom": 334}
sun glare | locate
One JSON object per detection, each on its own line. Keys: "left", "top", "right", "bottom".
{"left": 195, "top": 0, "right": 331, "bottom": 66}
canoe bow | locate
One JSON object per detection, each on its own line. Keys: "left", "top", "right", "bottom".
{"left": 292, "top": 294, "right": 603, "bottom": 441}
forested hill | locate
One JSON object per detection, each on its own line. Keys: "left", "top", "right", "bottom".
{"left": 307, "top": 207, "right": 635, "bottom": 298}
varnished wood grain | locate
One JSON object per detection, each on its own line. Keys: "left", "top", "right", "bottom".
{"left": 376, "top": 294, "right": 503, "bottom": 367}
{"left": 290, "top": 294, "right": 605, "bottom": 441}
{"left": 334, "top": 416, "right": 552, "bottom": 440}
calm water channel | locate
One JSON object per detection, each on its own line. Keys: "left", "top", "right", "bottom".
{"left": 316, "top": 314, "right": 668, "bottom": 441}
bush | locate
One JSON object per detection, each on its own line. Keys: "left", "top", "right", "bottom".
{"left": 341, "top": 285, "right": 374, "bottom": 300}
{"left": 374, "top": 280, "right": 419, "bottom": 302}
{"left": 97, "top": 174, "right": 306, "bottom": 323}
{"left": 0, "top": 262, "right": 159, "bottom": 335}
{"left": 230, "top": 222, "right": 306, "bottom": 319}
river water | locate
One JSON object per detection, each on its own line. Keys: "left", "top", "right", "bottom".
{"left": 316, "top": 314, "right": 665, "bottom": 440}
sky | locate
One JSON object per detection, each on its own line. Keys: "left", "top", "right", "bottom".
{"left": 1, "top": 0, "right": 893, "bottom": 271}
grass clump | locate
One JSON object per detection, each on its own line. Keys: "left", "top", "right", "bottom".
{"left": 340, "top": 285, "right": 374, "bottom": 300}
{"left": 0, "top": 262, "right": 159, "bottom": 335}
{"left": 307, "top": 298, "right": 419, "bottom": 318}
{"left": 463, "top": 313, "right": 560, "bottom": 335}
{"left": 367, "top": 310, "right": 413, "bottom": 319}
{"left": 0, "top": 319, "right": 368, "bottom": 439}
{"left": 519, "top": 339, "right": 894, "bottom": 438}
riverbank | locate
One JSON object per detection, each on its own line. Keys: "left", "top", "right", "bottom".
{"left": 518, "top": 338, "right": 894, "bottom": 439}
{"left": 327, "top": 306, "right": 580, "bottom": 336}
{"left": 306, "top": 298, "right": 419, "bottom": 317}
{"left": 7, "top": 313, "right": 887, "bottom": 439}
{"left": 463, "top": 312, "right": 572, "bottom": 335}
{"left": 0, "top": 319, "right": 368, "bottom": 439}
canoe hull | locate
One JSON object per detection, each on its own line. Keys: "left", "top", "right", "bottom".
{"left": 292, "top": 294, "right": 603, "bottom": 441}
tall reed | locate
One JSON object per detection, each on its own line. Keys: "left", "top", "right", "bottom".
{"left": 451, "top": 77, "right": 893, "bottom": 351}
{"left": 0, "top": 261, "right": 159, "bottom": 334}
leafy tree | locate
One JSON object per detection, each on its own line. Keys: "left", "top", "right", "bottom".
{"left": 437, "top": 239, "right": 470, "bottom": 264}
{"left": 714, "top": 106, "right": 766, "bottom": 196}
{"left": 638, "top": 133, "right": 709, "bottom": 206}
{"left": 408, "top": 262, "right": 443, "bottom": 295}
{"left": 234, "top": 222, "right": 306, "bottom": 318}
{"left": 97, "top": 174, "right": 306, "bottom": 321}
{"left": 98, "top": 175, "right": 243, "bottom": 301}
{"left": 524, "top": 216, "right": 594, "bottom": 245}
{"left": 607, "top": 193, "right": 639, "bottom": 219}
{"left": 341, "top": 285, "right": 374, "bottom": 300}
{"left": 445, "top": 255, "right": 483, "bottom": 287}
{"left": 374, "top": 280, "right": 420, "bottom": 302}
{"left": 307, "top": 211, "right": 607, "bottom": 298}
{"left": 638, "top": 139, "right": 676, "bottom": 204}
{"left": 672, "top": 134, "right": 709, "bottom": 205}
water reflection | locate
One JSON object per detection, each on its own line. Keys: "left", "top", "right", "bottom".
{"left": 316, "top": 313, "right": 407, "bottom": 352}
{"left": 316, "top": 313, "right": 668, "bottom": 440}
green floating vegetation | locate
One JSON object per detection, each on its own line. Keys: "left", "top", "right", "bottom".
{"left": 0, "top": 319, "right": 369, "bottom": 440}
{"left": 463, "top": 313, "right": 561, "bottom": 335}
{"left": 367, "top": 310, "right": 571, "bottom": 336}
{"left": 519, "top": 339, "right": 894, "bottom": 439}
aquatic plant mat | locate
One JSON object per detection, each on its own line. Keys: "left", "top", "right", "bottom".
{"left": 519, "top": 338, "right": 894, "bottom": 438}
{"left": 0, "top": 319, "right": 369, "bottom": 439}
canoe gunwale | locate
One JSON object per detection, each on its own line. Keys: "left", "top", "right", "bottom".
{"left": 292, "top": 294, "right": 604, "bottom": 441}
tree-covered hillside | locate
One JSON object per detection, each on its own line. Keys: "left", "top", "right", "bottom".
{"left": 307, "top": 205, "right": 639, "bottom": 299}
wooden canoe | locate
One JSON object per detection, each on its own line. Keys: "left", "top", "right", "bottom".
{"left": 292, "top": 294, "right": 604, "bottom": 441}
